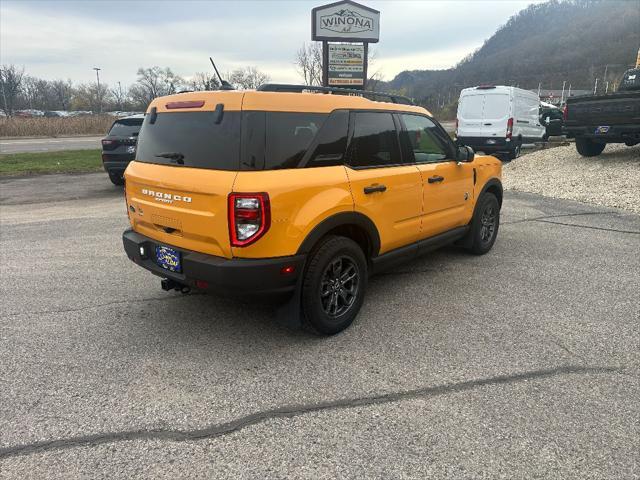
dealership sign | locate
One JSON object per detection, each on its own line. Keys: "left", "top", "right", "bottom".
{"left": 312, "top": 0, "right": 380, "bottom": 43}
{"left": 328, "top": 44, "right": 364, "bottom": 86}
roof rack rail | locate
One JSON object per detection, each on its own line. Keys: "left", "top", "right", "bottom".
{"left": 257, "top": 84, "right": 416, "bottom": 106}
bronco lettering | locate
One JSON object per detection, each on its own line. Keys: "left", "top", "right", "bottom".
{"left": 141, "top": 188, "right": 192, "bottom": 204}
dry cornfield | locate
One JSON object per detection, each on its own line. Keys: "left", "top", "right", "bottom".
{"left": 0, "top": 115, "right": 115, "bottom": 137}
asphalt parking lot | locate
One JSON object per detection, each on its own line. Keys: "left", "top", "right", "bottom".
{"left": 0, "top": 172, "right": 639, "bottom": 479}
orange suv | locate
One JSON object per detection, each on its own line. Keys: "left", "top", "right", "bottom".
{"left": 122, "top": 85, "right": 503, "bottom": 334}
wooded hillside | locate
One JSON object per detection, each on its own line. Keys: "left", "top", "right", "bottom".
{"left": 382, "top": 0, "right": 639, "bottom": 112}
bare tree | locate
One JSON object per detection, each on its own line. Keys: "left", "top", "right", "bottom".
{"left": 51, "top": 79, "right": 73, "bottom": 110}
{"left": 295, "top": 42, "right": 323, "bottom": 86}
{"left": 0, "top": 64, "right": 25, "bottom": 116}
{"left": 189, "top": 72, "right": 220, "bottom": 91}
{"left": 228, "top": 67, "right": 271, "bottom": 90}
{"left": 21, "top": 76, "right": 54, "bottom": 110}
{"left": 128, "top": 66, "right": 184, "bottom": 107}
{"left": 365, "top": 49, "right": 384, "bottom": 91}
{"left": 294, "top": 43, "right": 382, "bottom": 89}
{"left": 111, "top": 82, "right": 131, "bottom": 111}
{"left": 72, "top": 82, "right": 112, "bottom": 112}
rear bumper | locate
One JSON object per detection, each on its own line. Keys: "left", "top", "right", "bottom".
{"left": 457, "top": 136, "right": 511, "bottom": 152}
{"left": 564, "top": 124, "right": 640, "bottom": 143}
{"left": 102, "top": 153, "right": 134, "bottom": 175}
{"left": 122, "top": 229, "right": 305, "bottom": 297}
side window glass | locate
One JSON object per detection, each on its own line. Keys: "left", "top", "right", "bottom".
{"left": 265, "top": 113, "right": 326, "bottom": 169}
{"left": 241, "top": 112, "right": 328, "bottom": 170}
{"left": 349, "top": 112, "right": 401, "bottom": 168}
{"left": 400, "top": 114, "right": 450, "bottom": 164}
{"left": 306, "top": 110, "right": 349, "bottom": 168}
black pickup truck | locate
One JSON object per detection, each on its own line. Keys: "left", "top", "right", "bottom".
{"left": 564, "top": 68, "right": 640, "bottom": 156}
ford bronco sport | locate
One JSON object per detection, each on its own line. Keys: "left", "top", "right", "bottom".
{"left": 122, "top": 85, "right": 503, "bottom": 334}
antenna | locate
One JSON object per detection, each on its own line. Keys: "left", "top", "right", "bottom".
{"left": 209, "top": 57, "right": 234, "bottom": 90}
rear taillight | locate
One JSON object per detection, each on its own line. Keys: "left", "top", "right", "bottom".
{"left": 506, "top": 117, "right": 514, "bottom": 139}
{"left": 228, "top": 193, "right": 271, "bottom": 247}
{"left": 563, "top": 104, "right": 568, "bottom": 121}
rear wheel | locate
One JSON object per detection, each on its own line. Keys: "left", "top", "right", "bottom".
{"left": 108, "top": 172, "right": 124, "bottom": 186}
{"left": 575, "top": 137, "right": 606, "bottom": 157}
{"left": 466, "top": 193, "right": 500, "bottom": 255}
{"left": 506, "top": 141, "right": 522, "bottom": 160}
{"left": 301, "top": 236, "right": 367, "bottom": 335}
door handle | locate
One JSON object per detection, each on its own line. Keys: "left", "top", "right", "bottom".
{"left": 427, "top": 175, "right": 444, "bottom": 184}
{"left": 483, "top": 123, "right": 493, "bottom": 126}
{"left": 364, "top": 184, "right": 387, "bottom": 194}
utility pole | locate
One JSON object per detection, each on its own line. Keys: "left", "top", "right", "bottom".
{"left": 593, "top": 78, "right": 598, "bottom": 95}
{"left": 93, "top": 67, "right": 102, "bottom": 113}
{"left": 117, "top": 81, "right": 123, "bottom": 111}
{"left": 560, "top": 81, "right": 566, "bottom": 105}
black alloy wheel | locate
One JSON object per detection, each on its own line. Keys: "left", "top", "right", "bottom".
{"left": 319, "top": 256, "right": 360, "bottom": 318}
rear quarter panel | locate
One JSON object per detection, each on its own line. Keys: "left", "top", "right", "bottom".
{"left": 231, "top": 166, "right": 354, "bottom": 258}
{"left": 473, "top": 154, "right": 503, "bottom": 201}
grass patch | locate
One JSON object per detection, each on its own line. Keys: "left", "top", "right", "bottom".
{"left": 0, "top": 149, "right": 103, "bottom": 176}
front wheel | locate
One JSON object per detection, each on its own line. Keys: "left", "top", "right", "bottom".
{"left": 466, "top": 193, "right": 500, "bottom": 255}
{"left": 301, "top": 236, "right": 367, "bottom": 335}
{"left": 575, "top": 137, "right": 606, "bottom": 157}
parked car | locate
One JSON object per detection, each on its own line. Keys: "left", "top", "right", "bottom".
{"left": 456, "top": 85, "right": 545, "bottom": 160}
{"left": 563, "top": 68, "right": 640, "bottom": 156}
{"left": 101, "top": 114, "right": 144, "bottom": 185}
{"left": 539, "top": 101, "right": 564, "bottom": 138}
{"left": 122, "top": 85, "right": 503, "bottom": 334}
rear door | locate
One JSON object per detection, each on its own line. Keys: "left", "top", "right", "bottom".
{"left": 457, "top": 93, "right": 484, "bottom": 138}
{"left": 345, "top": 111, "right": 423, "bottom": 254}
{"left": 399, "top": 114, "right": 474, "bottom": 238}
{"left": 125, "top": 100, "right": 242, "bottom": 259}
{"left": 481, "top": 91, "right": 510, "bottom": 138}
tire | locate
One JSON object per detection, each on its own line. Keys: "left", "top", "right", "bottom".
{"left": 506, "top": 141, "right": 522, "bottom": 160}
{"left": 466, "top": 193, "right": 500, "bottom": 255}
{"left": 575, "top": 137, "right": 605, "bottom": 157}
{"left": 109, "top": 172, "right": 124, "bottom": 186}
{"left": 301, "top": 235, "right": 367, "bottom": 335}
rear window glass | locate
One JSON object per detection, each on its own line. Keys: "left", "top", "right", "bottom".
{"left": 135, "top": 111, "right": 240, "bottom": 170}
{"left": 109, "top": 118, "right": 143, "bottom": 137}
{"left": 459, "top": 95, "right": 484, "bottom": 119}
{"left": 241, "top": 112, "right": 327, "bottom": 170}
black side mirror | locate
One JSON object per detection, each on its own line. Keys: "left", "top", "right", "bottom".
{"left": 456, "top": 145, "right": 474, "bottom": 162}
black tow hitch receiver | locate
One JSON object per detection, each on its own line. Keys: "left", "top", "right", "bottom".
{"left": 161, "top": 278, "right": 190, "bottom": 294}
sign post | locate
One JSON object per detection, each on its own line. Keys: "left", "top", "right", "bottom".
{"left": 312, "top": 0, "right": 380, "bottom": 90}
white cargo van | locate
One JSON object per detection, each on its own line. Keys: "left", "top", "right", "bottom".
{"left": 456, "top": 86, "right": 545, "bottom": 159}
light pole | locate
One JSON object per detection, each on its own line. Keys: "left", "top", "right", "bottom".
{"left": 93, "top": 67, "right": 102, "bottom": 113}
{"left": 117, "top": 81, "right": 123, "bottom": 111}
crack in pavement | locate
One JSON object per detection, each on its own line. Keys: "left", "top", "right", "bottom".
{"left": 502, "top": 211, "right": 639, "bottom": 234}
{"left": 0, "top": 292, "right": 207, "bottom": 319}
{"left": 533, "top": 219, "right": 640, "bottom": 235}
{"left": 0, "top": 365, "right": 621, "bottom": 460}
{"left": 501, "top": 210, "right": 619, "bottom": 225}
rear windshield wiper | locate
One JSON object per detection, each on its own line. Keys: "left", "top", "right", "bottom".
{"left": 155, "top": 152, "right": 185, "bottom": 164}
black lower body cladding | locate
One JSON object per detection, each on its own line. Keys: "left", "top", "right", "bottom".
{"left": 122, "top": 229, "right": 306, "bottom": 298}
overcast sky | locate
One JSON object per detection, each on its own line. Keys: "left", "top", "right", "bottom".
{"left": 1, "top": 0, "right": 542, "bottom": 87}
